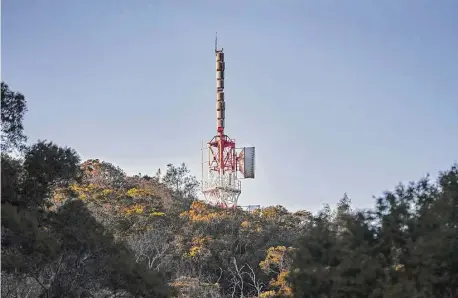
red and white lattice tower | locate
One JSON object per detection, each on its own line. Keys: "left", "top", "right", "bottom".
{"left": 201, "top": 35, "right": 255, "bottom": 209}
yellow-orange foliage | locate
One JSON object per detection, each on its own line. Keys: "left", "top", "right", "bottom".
{"left": 70, "top": 184, "right": 90, "bottom": 200}
{"left": 51, "top": 187, "right": 68, "bottom": 203}
{"left": 180, "top": 201, "right": 227, "bottom": 222}
{"left": 240, "top": 219, "right": 264, "bottom": 233}
{"left": 184, "top": 236, "right": 213, "bottom": 258}
{"left": 126, "top": 187, "right": 155, "bottom": 198}
{"left": 70, "top": 183, "right": 117, "bottom": 201}
{"left": 261, "top": 207, "right": 278, "bottom": 220}
{"left": 121, "top": 203, "right": 145, "bottom": 216}
{"left": 259, "top": 290, "right": 277, "bottom": 298}
{"left": 259, "top": 246, "right": 295, "bottom": 297}
{"left": 260, "top": 246, "right": 295, "bottom": 272}
{"left": 150, "top": 211, "right": 165, "bottom": 217}
{"left": 240, "top": 220, "right": 250, "bottom": 228}
{"left": 268, "top": 270, "right": 293, "bottom": 297}
{"left": 188, "top": 201, "right": 207, "bottom": 213}
{"left": 261, "top": 206, "right": 288, "bottom": 220}
{"left": 69, "top": 179, "right": 166, "bottom": 219}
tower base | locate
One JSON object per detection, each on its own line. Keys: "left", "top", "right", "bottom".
{"left": 202, "top": 171, "right": 241, "bottom": 208}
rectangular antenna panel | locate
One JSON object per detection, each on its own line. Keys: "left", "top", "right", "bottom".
{"left": 242, "top": 147, "right": 255, "bottom": 179}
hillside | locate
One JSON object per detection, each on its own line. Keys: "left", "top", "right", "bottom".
{"left": 2, "top": 81, "right": 458, "bottom": 298}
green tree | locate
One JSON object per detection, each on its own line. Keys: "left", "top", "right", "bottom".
{"left": 42, "top": 200, "right": 172, "bottom": 297}
{"left": 1, "top": 83, "right": 173, "bottom": 298}
{"left": 162, "top": 163, "right": 199, "bottom": 211}
{"left": 289, "top": 166, "right": 458, "bottom": 298}
{"left": 1, "top": 82, "right": 27, "bottom": 152}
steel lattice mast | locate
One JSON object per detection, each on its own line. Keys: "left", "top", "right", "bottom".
{"left": 201, "top": 34, "right": 255, "bottom": 209}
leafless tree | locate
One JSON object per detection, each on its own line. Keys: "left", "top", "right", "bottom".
{"left": 227, "top": 257, "right": 246, "bottom": 298}
{"left": 128, "top": 228, "right": 170, "bottom": 271}
{"left": 242, "top": 263, "right": 264, "bottom": 297}
{"left": 226, "top": 257, "right": 266, "bottom": 298}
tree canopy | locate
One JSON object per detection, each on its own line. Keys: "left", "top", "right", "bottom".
{"left": 2, "top": 81, "right": 457, "bottom": 297}
{"left": 1, "top": 82, "right": 27, "bottom": 152}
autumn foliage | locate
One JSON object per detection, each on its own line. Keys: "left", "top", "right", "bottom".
{"left": 3, "top": 81, "right": 458, "bottom": 297}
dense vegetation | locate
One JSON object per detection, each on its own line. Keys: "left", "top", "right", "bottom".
{"left": 1, "top": 81, "right": 457, "bottom": 298}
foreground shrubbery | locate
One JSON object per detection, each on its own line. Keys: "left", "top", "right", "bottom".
{"left": 2, "top": 82, "right": 457, "bottom": 297}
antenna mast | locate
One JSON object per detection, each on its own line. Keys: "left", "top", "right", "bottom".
{"left": 201, "top": 35, "right": 256, "bottom": 209}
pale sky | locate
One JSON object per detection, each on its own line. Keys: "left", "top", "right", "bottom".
{"left": 2, "top": 0, "right": 458, "bottom": 213}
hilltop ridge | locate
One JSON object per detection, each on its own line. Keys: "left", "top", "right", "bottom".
{"left": 2, "top": 82, "right": 457, "bottom": 297}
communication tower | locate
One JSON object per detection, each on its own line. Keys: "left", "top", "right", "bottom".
{"left": 201, "top": 34, "right": 255, "bottom": 208}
